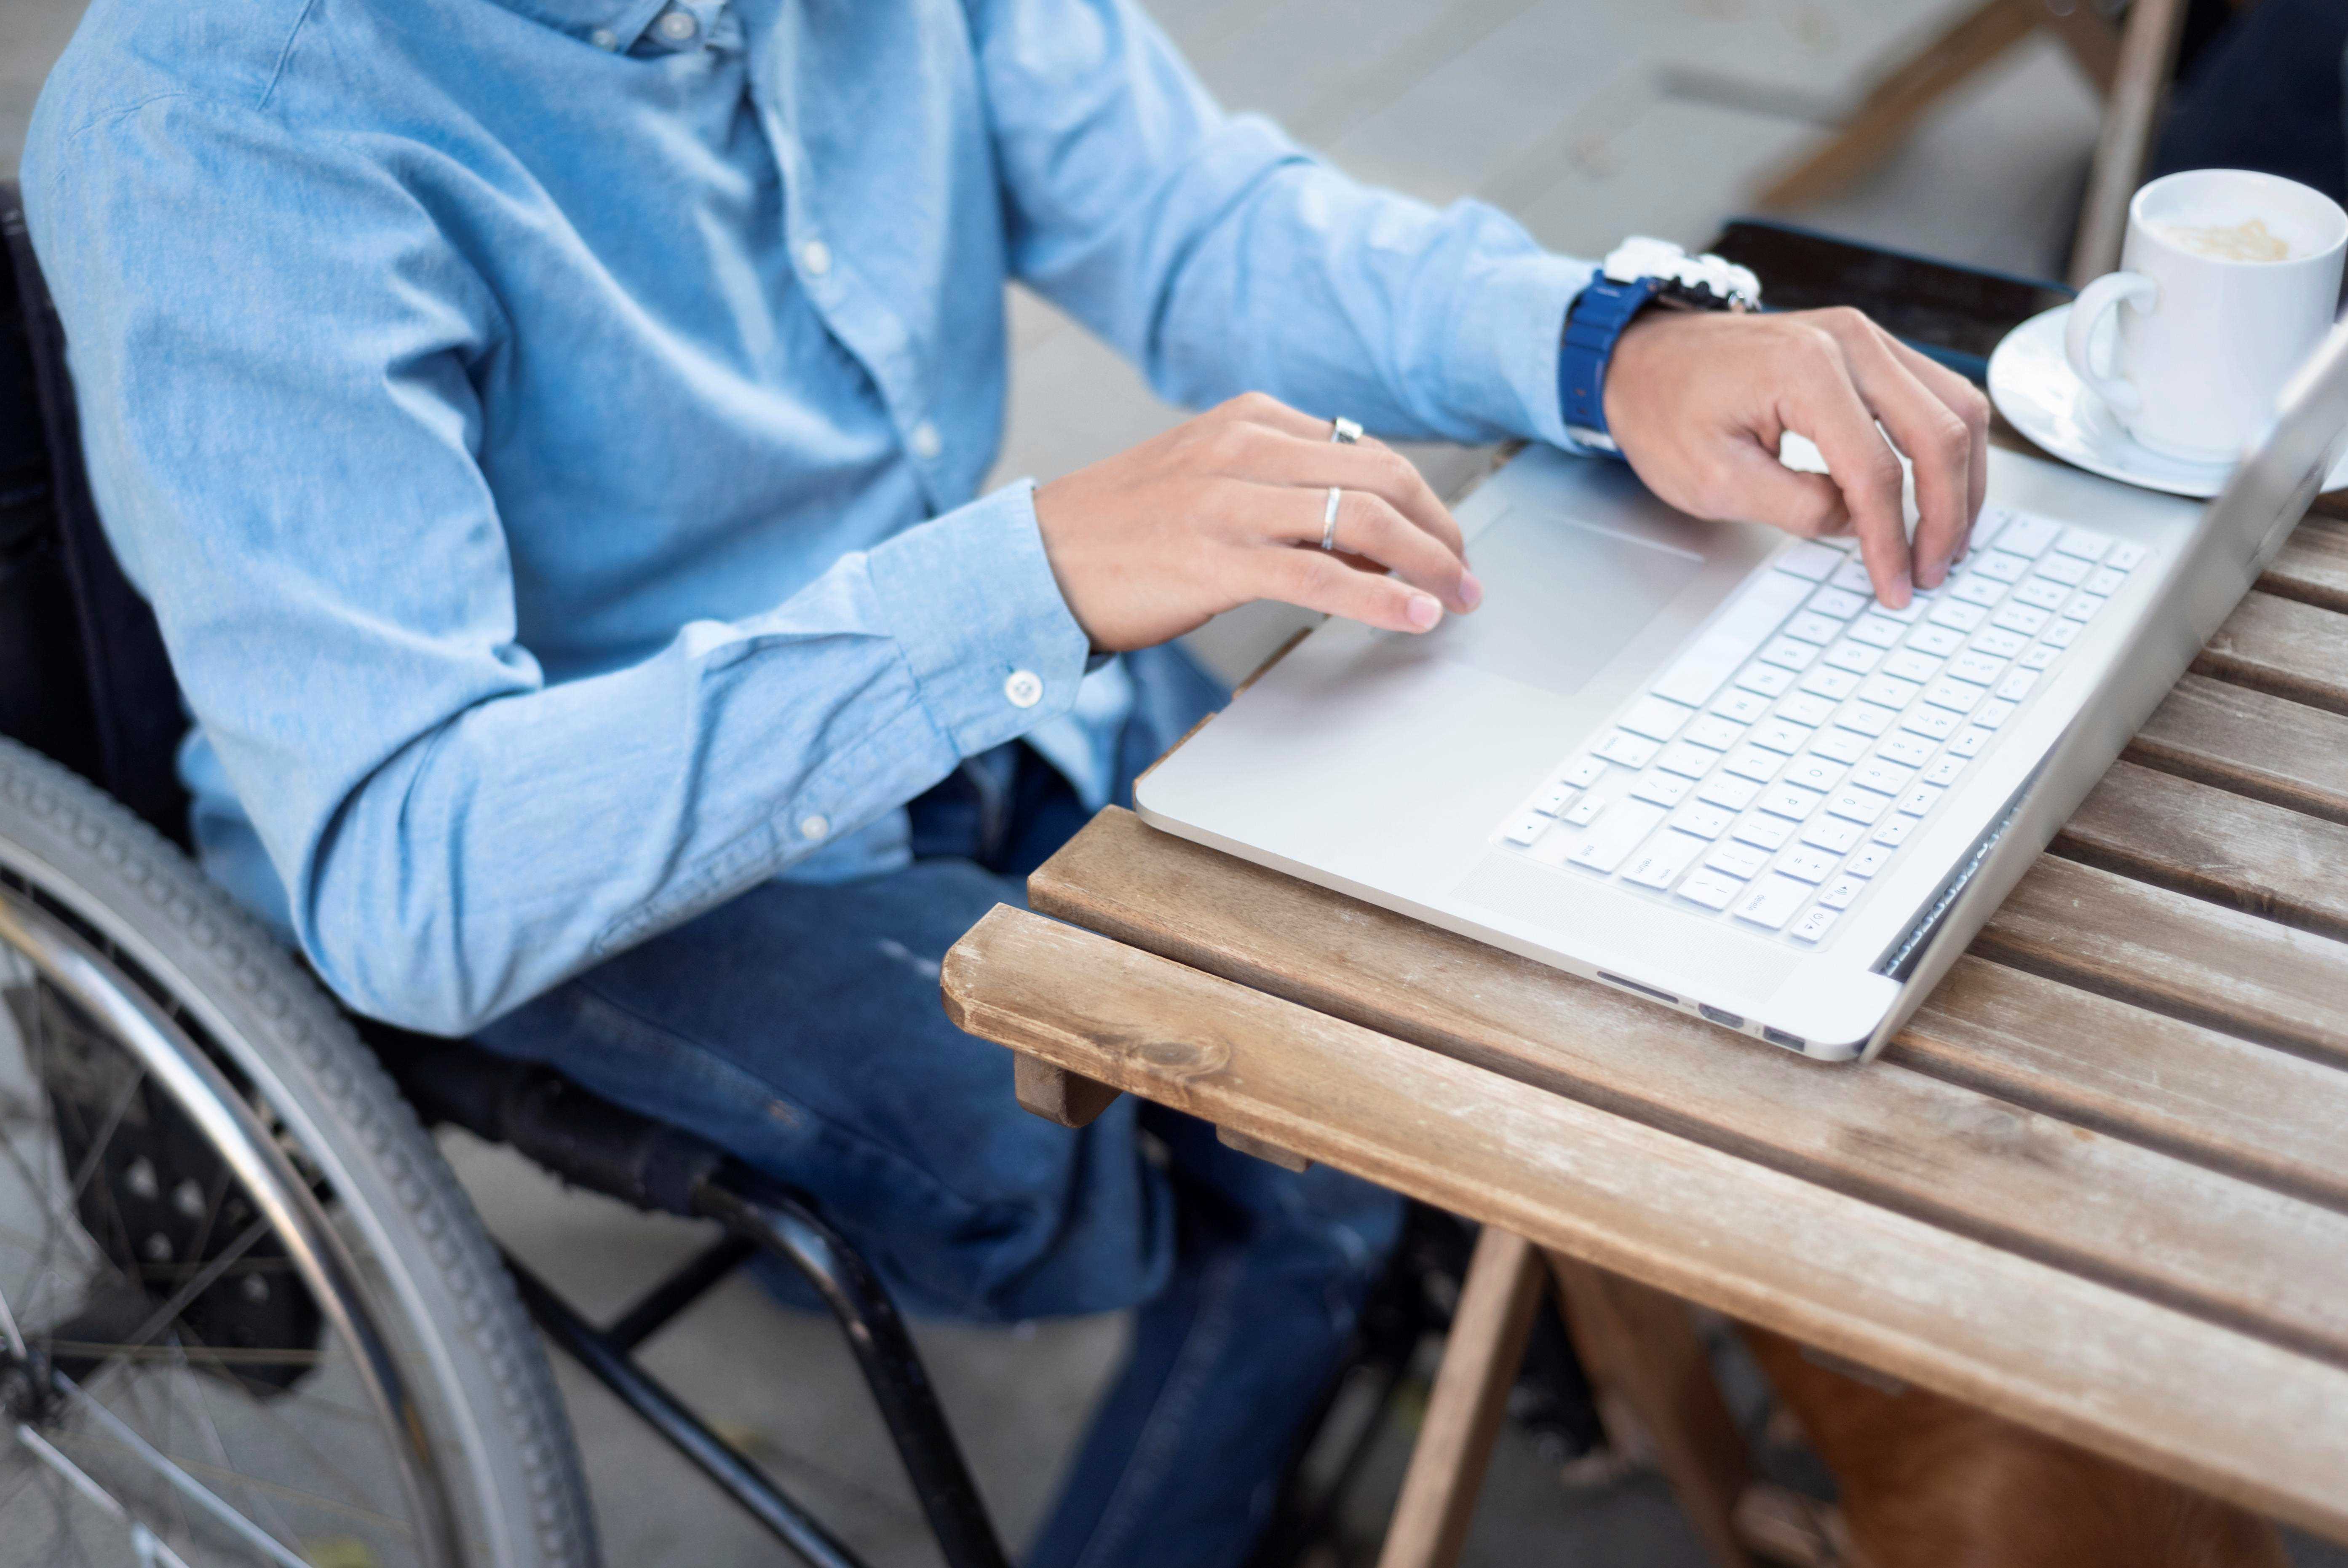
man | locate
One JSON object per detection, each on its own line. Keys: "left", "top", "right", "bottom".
{"left": 24, "top": 0, "right": 1985, "bottom": 1562}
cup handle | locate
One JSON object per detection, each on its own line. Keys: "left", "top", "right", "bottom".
{"left": 2063, "top": 271, "right": 2158, "bottom": 417}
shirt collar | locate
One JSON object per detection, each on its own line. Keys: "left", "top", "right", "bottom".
{"left": 497, "top": 0, "right": 724, "bottom": 56}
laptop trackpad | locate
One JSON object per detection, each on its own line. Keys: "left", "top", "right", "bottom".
{"left": 1439, "top": 508, "right": 1706, "bottom": 698}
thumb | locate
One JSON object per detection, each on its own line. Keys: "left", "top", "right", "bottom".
{"left": 1708, "top": 437, "right": 1851, "bottom": 541}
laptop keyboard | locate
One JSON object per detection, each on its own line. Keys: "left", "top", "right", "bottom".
{"left": 1495, "top": 506, "right": 2149, "bottom": 946}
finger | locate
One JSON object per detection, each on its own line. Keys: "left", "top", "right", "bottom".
{"left": 1707, "top": 438, "right": 1851, "bottom": 541}
{"left": 1235, "top": 431, "right": 1468, "bottom": 559}
{"left": 1256, "top": 545, "right": 1447, "bottom": 633}
{"left": 1256, "top": 484, "right": 1480, "bottom": 611}
{"left": 1209, "top": 390, "right": 1338, "bottom": 441}
{"left": 1817, "top": 316, "right": 1971, "bottom": 592}
{"left": 1782, "top": 331, "right": 1914, "bottom": 605}
{"left": 1881, "top": 332, "right": 1990, "bottom": 559}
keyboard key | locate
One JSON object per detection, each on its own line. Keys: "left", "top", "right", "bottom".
{"left": 1777, "top": 845, "right": 1838, "bottom": 883}
{"left": 1781, "top": 754, "right": 1845, "bottom": 793}
{"left": 1973, "top": 698, "right": 2018, "bottom": 730}
{"left": 1808, "top": 586, "right": 1869, "bottom": 619}
{"left": 1995, "top": 668, "right": 2038, "bottom": 702}
{"left": 2106, "top": 540, "right": 2147, "bottom": 570}
{"left": 2038, "top": 555, "right": 2093, "bottom": 590}
{"left": 1850, "top": 759, "right": 1911, "bottom": 795}
{"left": 1998, "top": 512, "right": 2061, "bottom": 556}
{"left": 1968, "top": 626, "right": 2028, "bottom": 659}
{"left": 1990, "top": 602, "right": 2051, "bottom": 636}
{"left": 1633, "top": 772, "right": 1694, "bottom": 807}
{"left": 1722, "top": 745, "right": 1783, "bottom": 784}
{"left": 1697, "top": 773, "right": 1763, "bottom": 811}
{"left": 1871, "top": 593, "right": 1927, "bottom": 623}
{"left": 1899, "top": 783, "right": 1943, "bottom": 816}
{"left": 1922, "top": 677, "right": 1984, "bottom": 714}
{"left": 1847, "top": 844, "right": 1893, "bottom": 878}
{"left": 1828, "top": 558, "right": 1875, "bottom": 594}
{"left": 1713, "top": 687, "right": 1773, "bottom": 723}
{"left": 1922, "top": 754, "right": 1966, "bottom": 788}
{"left": 1832, "top": 700, "right": 1896, "bottom": 738}
{"left": 1947, "top": 650, "right": 2004, "bottom": 685}
{"left": 1797, "top": 666, "right": 1862, "bottom": 700}
{"left": 1847, "top": 614, "right": 1905, "bottom": 648}
{"left": 2043, "top": 618, "right": 2081, "bottom": 648}
{"left": 2085, "top": 565, "right": 2126, "bottom": 597}
{"left": 1822, "top": 641, "right": 1880, "bottom": 674}
{"left": 2019, "top": 644, "right": 2059, "bottom": 671}
{"left": 1684, "top": 713, "right": 1746, "bottom": 751}
{"left": 1736, "top": 662, "right": 1797, "bottom": 697}
{"left": 1707, "top": 839, "right": 1771, "bottom": 878}
{"left": 1654, "top": 571, "right": 1815, "bottom": 705}
{"left": 1884, "top": 651, "right": 1944, "bottom": 688}
{"left": 1876, "top": 731, "right": 1936, "bottom": 768}
{"left": 1564, "top": 793, "right": 1607, "bottom": 826}
{"left": 1784, "top": 611, "right": 1843, "bottom": 645}
{"left": 1790, "top": 905, "right": 1839, "bottom": 944}
{"left": 1760, "top": 636, "right": 1819, "bottom": 671}
{"left": 1817, "top": 875, "right": 1864, "bottom": 910}
{"left": 1733, "top": 874, "right": 1811, "bottom": 930}
{"left": 1672, "top": 803, "right": 1735, "bottom": 840}
{"left": 1799, "top": 816, "right": 1864, "bottom": 854}
{"left": 1562, "top": 756, "right": 1608, "bottom": 788}
{"left": 2056, "top": 525, "right": 2113, "bottom": 560}
{"left": 1950, "top": 574, "right": 2006, "bottom": 607}
{"left": 1597, "top": 730, "right": 1659, "bottom": 768}
{"left": 1749, "top": 717, "right": 1812, "bottom": 755}
{"left": 2012, "top": 577, "right": 2070, "bottom": 610}
{"left": 1873, "top": 815, "right": 1918, "bottom": 847}
{"left": 1809, "top": 726, "right": 1870, "bottom": 763}
{"left": 1973, "top": 550, "right": 2032, "bottom": 583}
{"left": 1567, "top": 800, "right": 1669, "bottom": 873}
{"left": 1905, "top": 623, "right": 1965, "bottom": 657}
{"left": 1620, "top": 696, "right": 1693, "bottom": 741}
{"left": 1824, "top": 787, "right": 1889, "bottom": 825}
{"left": 1947, "top": 727, "right": 1990, "bottom": 758}
{"left": 1503, "top": 811, "right": 1551, "bottom": 846}
{"left": 1858, "top": 674, "right": 1921, "bottom": 709}
{"left": 1656, "top": 741, "right": 1719, "bottom": 779}
{"left": 1758, "top": 784, "right": 1823, "bottom": 821}
{"left": 1677, "top": 867, "right": 1745, "bottom": 910}
{"left": 1928, "top": 599, "right": 1987, "bottom": 631}
{"left": 1774, "top": 540, "right": 1844, "bottom": 580}
{"left": 1534, "top": 783, "right": 1577, "bottom": 815}
{"left": 1970, "top": 507, "right": 2014, "bottom": 551}
{"left": 1900, "top": 705, "right": 1961, "bottom": 740}
{"left": 1731, "top": 813, "right": 1795, "bottom": 851}
{"left": 2062, "top": 591, "right": 2105, "bottom": 622}
{"left": 1623, "top": 829, "right": 1710, "bottom": 889}
{"left": 1776, "top": 691, "right": 1838, "bottom": 727}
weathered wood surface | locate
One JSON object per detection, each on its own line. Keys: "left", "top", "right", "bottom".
{"left": 941, "top": 906, "right": 2348, "bottom": 1539}
{"left": 1025, "top": 810, "right": 2348, "bottom": 1368}
{"left": 2125, "top": 674, "right": 2348, "bottom": 824}
{"left": 2196, "top": 590, "right": 2348, "bottom": 715}
{"left": 2270, "top": 511, "right": 2348, "bottom": 612}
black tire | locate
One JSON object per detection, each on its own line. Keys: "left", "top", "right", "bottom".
{"left": 0, "top": 736, "right": 597, "bottom": 1568}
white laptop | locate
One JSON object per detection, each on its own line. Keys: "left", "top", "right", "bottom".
{"left": 1136, "top": 321, "right": 2348, "bottom": 1063}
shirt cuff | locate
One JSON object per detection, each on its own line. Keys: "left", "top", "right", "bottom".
{"left": 864, "top": 478, "right": 1094, "bottom": 760}
{"left": 1447, "top": 249, "right": 1607, "bottom": 458}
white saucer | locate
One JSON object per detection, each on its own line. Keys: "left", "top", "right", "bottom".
{"left": 1987, "top": 302, "right": 2348, "bottom": 499}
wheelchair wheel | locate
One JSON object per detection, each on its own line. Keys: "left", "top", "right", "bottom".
{"left": 0, "top": 739, "right": 596, "bottom": 1568}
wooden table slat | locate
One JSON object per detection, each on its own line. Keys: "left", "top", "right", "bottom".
{"left": 1027, "top": 811, "right": 2348, "bottom": 1367}
{"left": 2196, "top": 589, "right": 2348, "bottom": 715}
{"left": 2270, "top": 509, "right": 2348, "bottom": 612}
{"left": 942, "top": 905, "right": 2348, "bottom": 1541}
{"left": 2124, "top": 673, "right": 2348, "bottom": 825}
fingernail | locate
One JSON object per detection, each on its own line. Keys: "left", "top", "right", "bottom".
{"left": 1890, "top": 570, "right": 1912, "bottom": 607}
{"left": 1406, "top": 593, "right": 1442, "bottom": 630}
{"left": 1458, "top": 571, "right": 1484, "bottom": 610}
{"left": 1918, "top": 559, "right": 1946, "bottom": 589}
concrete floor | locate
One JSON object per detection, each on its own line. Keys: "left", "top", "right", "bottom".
{"left": 11, "top": 2, "right": 2342, "bottom": 1565}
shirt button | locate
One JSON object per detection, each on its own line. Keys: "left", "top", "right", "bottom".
{"left": 655, "top": 8, "right": 699, "bottom": 41}
{"left": 1003, "top": 670, "right": 1043, "bottom": 709}
{"left": 589, "top": 26, "right": 619, "bottom": 48}
{"left": 909, "top": 420, "right": 943, "bottom": 460}
{"left": 799, "top": 239, "right": 832, "bottom": 278}
{"left": 798, "top": 814, "right": 829, "bottom": 842}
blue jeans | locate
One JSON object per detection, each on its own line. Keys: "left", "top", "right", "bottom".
{"left": 476, "top": 645, "right": 1406, "bottom": 1568}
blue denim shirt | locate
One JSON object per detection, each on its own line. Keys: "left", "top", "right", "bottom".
{"left": 24, "top": 0, "right": 1594, "bottom": 1033}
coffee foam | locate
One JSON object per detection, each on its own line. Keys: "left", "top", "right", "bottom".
{"left": 2156, "top": 216, "right": 2296, "bottom": 263}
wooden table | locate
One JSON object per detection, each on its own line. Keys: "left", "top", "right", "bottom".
{"left": 941, "top": 481, "right": 2348, "bottom": 1561}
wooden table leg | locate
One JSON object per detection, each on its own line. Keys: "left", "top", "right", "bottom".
{"left": 1011, "top": 1055, "right": 1121, "bottom": 1128}
{"left": 1546, "top": 1252, "right": 1754, "bottom": 1568}
{"left": 1375, "top": 1227, "right": 1547, "bottom": 1568}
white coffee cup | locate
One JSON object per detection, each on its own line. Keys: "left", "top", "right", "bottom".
{"left": 2065, "top": 168, "right": 2347, "bottom": 463}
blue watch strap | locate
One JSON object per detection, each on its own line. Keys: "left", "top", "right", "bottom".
{"left": 1557, "top": 274, "right": 1664, "bottom": 444}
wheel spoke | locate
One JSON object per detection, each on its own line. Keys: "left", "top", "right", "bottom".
{"left": 11, "top": 1421, "right": 195, "bottom": 1568}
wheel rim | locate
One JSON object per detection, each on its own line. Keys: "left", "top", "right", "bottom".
{"left": 0, "top": 882, "right": 462, "bottom": 1568}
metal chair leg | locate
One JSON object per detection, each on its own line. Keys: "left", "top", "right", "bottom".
{"left": 695, "top": 1164, "right": 1011, "bottom": 1568}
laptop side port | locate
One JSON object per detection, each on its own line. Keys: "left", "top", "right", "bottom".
{"left": 1762, "top": 1026, "right": 1806, "bottom": 1050}
{"left": 1597, "top": 971, "right": 1677, "bottom": 1005}
{"left": 1697, "top": 1005, "right": 1744, "bottom": 1028}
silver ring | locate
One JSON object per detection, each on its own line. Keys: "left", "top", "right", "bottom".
{"left": 1321, "top": 486, "right": 1342, "bottom": 551}
{"left": 1329, "top": 416, "right": 1362, "bottom": 445}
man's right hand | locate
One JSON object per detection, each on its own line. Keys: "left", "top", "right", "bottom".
{"left": 1032, "top": 392, "right": 1483, "bottom": 652}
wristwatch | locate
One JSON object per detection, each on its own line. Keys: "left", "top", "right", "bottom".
{"left": 1559, "top": 237, "right": 1762, "bottom": 455}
